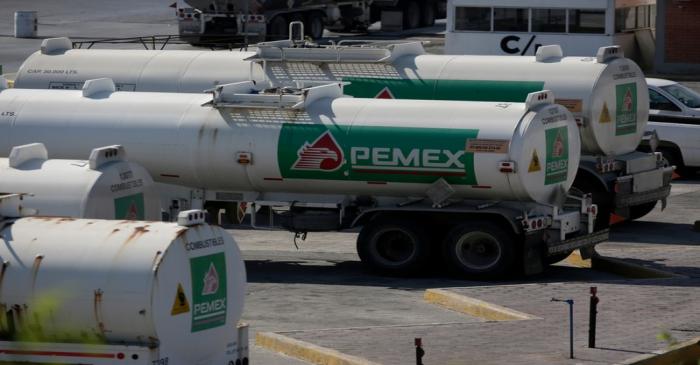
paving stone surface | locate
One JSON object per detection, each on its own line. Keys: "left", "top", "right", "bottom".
{"left": 599, "top": 181, "right": 700, "bottom": 278}
{"left": 237, "top": 181, "right": 700, "bottom": 364}
{"left": 281, "top": 279, "right": 700, "bottom": 365}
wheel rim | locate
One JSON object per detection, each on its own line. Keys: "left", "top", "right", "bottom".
{"left": 372, "top": 228, "right": 417, "bottom": 266}
{"left": 453, "top": 231, "right": 502, "bottom": 270}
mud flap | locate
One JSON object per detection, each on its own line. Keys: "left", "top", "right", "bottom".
{"left": 579, "top": 246, "right": 596, "bottom": 260}
{"left": 523, "top": 234, "right": 544, "bottom": 275}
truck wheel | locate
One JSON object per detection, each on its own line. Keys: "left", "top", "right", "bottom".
{"left": 420, "top": 2, "right": 436, "bottom": 27}
{"left": 357, "top": 218, "right": 431, "bottom": 275}
{"left": 403, "top": 0, "right": 421, "bottom": 29}
{"left": 442, "top": 222, "right": 516, "bottom": 278}
{"left": 628, "top": 201, "right": 657, "bottom": 220}
{"left": 268, "top": 15, "right": 288, "bottom": 40}
{"left": 305, "top": 12, "right": 325, "bottom": 39}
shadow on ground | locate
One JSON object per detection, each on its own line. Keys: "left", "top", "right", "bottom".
{"left": 610, "top": 221, "right": 700, "bottom": 245}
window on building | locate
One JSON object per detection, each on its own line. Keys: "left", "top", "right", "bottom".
{"left": 531, "top": 8, "right": 566, "bottom": 33}
{"left": 454, "top": 7, "right": 491, "bottom": 31}
{"left": 569, "top": 9, "right": 606, "bottom": 34}
{"left": 493, "top": 8, "right": 528, "bottom": 32}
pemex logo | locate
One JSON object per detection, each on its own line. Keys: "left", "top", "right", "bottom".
{"left": 292, "top": 131, "right": 344, "bottom": 172}
{"left": 202, "top": 262, "right": 220, "bottom": 295}
{"left": 552, "top": 130, "right": 565, "bottom": 158}
{"left": 190, "top": 253, "right": 227, "bottom": 332}
{"left": 623, "top": 88, "right": 633, "bottom": 112}
{"left": 545, "top": 126, "right": 569, "bottom": 185}
{"left": 615, "top": 83, "right": 637, "bottom": 136}
{"left": 374, "top": 87, "right": 395, "bottom": 99}
{"left": 124, "top": 201, "right": 139, "bottom": 220}
{"left": 114, "top": 193, "right": 144, "bottom": 220}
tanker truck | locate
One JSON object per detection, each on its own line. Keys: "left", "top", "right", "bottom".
{"left": 13, "top": 38, "right": 672, "bottom": 228}
{"left": 0, "top": 143, "right": 161, "bottom": 220}
{"left": 0, "top": 196, "right": 249, "bottom": 364}
{"left": 0, "top": 79, "right": 603, "bottom": 277}
{"left": 174, "top": 0, "right": 445, "bottom": 43}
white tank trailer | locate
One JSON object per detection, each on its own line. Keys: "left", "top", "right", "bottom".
{"left": 0, "top": 204, "right": 249, "bottom": 365}
{"left": 0, "top": 143, "right": 161, "bottom": 220}
{"left": 0, "top": 80, "right": 603, "bottom": 277}
{"left": 13, "top": 38, "right": 672, "bottom": 225}
{"left": 14, "top": 38, "right": 642, "bottom": 156}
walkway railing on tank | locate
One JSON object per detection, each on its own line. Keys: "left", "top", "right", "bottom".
{"left": 70, "top": 35, "right": 253, "bottom": 51}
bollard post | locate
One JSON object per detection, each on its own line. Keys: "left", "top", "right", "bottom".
{"left": 552, "top": 298, "right": 575, "bottom": 359}
{"left": 588, "top": 287, "right": 599, "bottom": 348}
{"left": 415, "top": 338, "right": 425, "bottom": 365}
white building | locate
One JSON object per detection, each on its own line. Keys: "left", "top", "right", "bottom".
{"left": 446, "top": 0, "right": 656, "bottom": 68}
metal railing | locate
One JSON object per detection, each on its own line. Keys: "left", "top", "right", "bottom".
{"left": 71, "top": 34, "right": 253, "bottom": 51}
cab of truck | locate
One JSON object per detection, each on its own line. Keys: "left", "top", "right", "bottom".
{"left": 645, "top": 78, "right": 700, "bottom": 177}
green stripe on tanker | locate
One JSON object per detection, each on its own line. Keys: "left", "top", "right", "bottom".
{"left": 278, "top": 124, "right": 479, "bottom": 185}
{"left": 343, "top": 77, "right": 545, "bottom": 102}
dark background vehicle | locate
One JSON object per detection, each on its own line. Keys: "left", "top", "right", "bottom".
{"left": 176, "top": 0, "right": 446, "bottom": 44}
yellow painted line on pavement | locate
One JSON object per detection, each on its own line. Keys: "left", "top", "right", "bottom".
{"left": 618, "top": 337, "right": 700, "bottom": 365}
{"left": 256, "top": 331, "right": 381, "bottom": 365}
{"left": 424, "top": 288, "right": 539, "bottom": 321}
{"left": 564, "top": 251, "right": 684, "bottom": 279}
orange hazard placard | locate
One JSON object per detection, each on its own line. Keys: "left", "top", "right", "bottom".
{"left": 465, "top": 139, "right": 509, "bottom": 153}
{"left": 171, "top": 283, "right": 190, "bottom": 316}
{"left": 555, "top": 99, "right": 583, "bottom": 113}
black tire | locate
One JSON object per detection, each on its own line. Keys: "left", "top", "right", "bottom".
{"left": 268, "top": 15, "right": 288, "bottom": 40}
{"left": 572, "top": 175, "right": 611, "bottom": 231}
{"left": 628, "top": 201, "right": 658, "bottom": 220}
{"left": 357, "top": 218, "right": 431, "bottom": 275}
{"left": 420, "top": 2, "right": 436, "bottom": 27}
{"left": 441, "top": 222, "right": 517, "bottom": 279}
{"left": 221, "top": 201, "right": 242, "bottom": 225}
{"left": 204, "top": 202, "right": 222, "bottom": 226}
{"left": 305, "top": 12, "right": 325, "bottom": 39}
{"left": 403, "top": 0, "right": 421, "bottom": 29}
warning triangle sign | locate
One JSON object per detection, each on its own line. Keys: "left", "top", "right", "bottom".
{"left": 375, "top": 87, "right": 395, "bottom": 99}
{"left": 171, "top": 283, "right": 190, "bottom": 316}
{"left": 528, "top": 150, "right": 542, "bottom": 172}
{"left": 599, "top": 103, "right": 611, "bottom": 124}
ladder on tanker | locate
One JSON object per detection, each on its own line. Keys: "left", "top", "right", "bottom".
{"left": 203, "top": 80, "right": 344, "bottom": 110}
{"left": 245, "top": 21, "right": 426, "bottom": 65}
